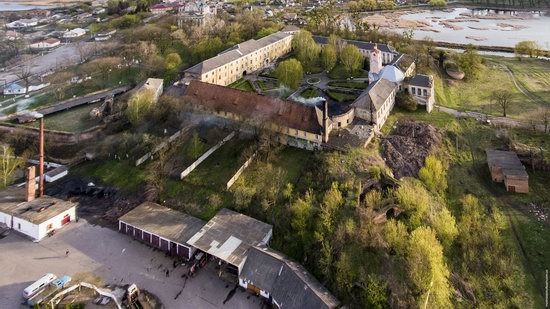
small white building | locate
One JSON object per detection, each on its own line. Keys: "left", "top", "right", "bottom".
{"left": 407, "top": 74, "right": 435, "bottom": 112}
{"left": 141, "top": 78, "right": 164, "bottom": 103}
{"left": 0, "top": 185, "right": 77, "bottom": 242}
{"left": 63, "top": 28, "right": 86, "bottom": 38}
{"left": 6, "top": 19, "right": 38, "bottom": 29}
{"left": 3, "top": 83, "right": 26, "bottom": 95}
{"left": 29, "top": 38, "right": 61, "bottom": 50}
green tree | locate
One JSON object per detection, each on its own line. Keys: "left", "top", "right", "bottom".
{"left": 384, "top": 219, "right": 408, "bottom": 256}
{"left": 394, "top": 178, "right": 431, "bottom": 228}
{"left": 290, "top": 190, "right": 314, "bottom": 240}
{"left": 491, "top": 89, "right": 513, "bottom": 117}
{"left": 327, "top": 34, "right": 345, "bottom": 56}
{"left": 407, "top": 227, "right": 451, "bottom": 308}
{"left": 187, "top": 131, "right": 205, "bottom": 160}
{"left": 362, "top": 275, "right": 389, "bottom": 309}
{"left": 233, "top": 184, "right": 256, "bottom": 210}
{"left": 125, "top": 89, "right": 155, "bottom": 125}
{"left": 396, "top": 92, "right": 417, "bottom": 111}
{"left": 428, "top": 0, "right": 446, "bottom": 6}
{"left": 429, "top": 207, "right": 458, "bottom": 248}
{"left": 291, "top": 30, "right": 319, "bottom": 68}
{"left": 320, "top": 44, "right": 337, "bottom": 72}
{"left": 457, "top": 46, "right": 482, "bottom": 80}
{"left": 514, "top": 41, "right": 540, "bottom": 58}
{"left": 0, "top": 145, "right": 22, "bottom": 188}
{"left": 164, "top": 52, "right": 182, "bottom": 83}
{"left": 418, "top": 155, "right": 447, "bottom": 194}
{"left": 275, "top": 59, "right": 303, "bottom": 89}
{"left": 340, "top": 44, "right": 363, "bottom": 76}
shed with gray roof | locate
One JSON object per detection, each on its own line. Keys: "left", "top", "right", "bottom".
{"left": 239, "top": 246, "right": 340, "bottom": 309}
{"left": 119, "top": 202, "right": 205, "bottom": 260}
{"left": 186, "top": 208, "right": 273, "bottom": 274}
{"left": 486, "top": 150, "right": 529, "bottom": 193}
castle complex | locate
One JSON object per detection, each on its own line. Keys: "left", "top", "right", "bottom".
{"left": 183, "top": 29, "right": 435, "bottom": 150}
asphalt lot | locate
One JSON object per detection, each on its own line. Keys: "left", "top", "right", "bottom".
{"left": 0, "top": 220, "right": 263, "bottom": 309}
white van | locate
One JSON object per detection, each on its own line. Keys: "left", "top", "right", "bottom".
{"left": 22, "top": 273, "right": 57, "bottom": 299}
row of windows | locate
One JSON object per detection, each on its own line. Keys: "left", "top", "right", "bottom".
{"left": 411, "top": 87, "right": 428, "bottom": 97}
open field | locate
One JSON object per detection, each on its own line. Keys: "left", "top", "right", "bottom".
{"left": 25, "top": 102, "right": 103, "bottom": 132}
{"left": 434, "top": 56, "right": 550, "bottom": 120}
{"left": 228, "top": 80, "right": 254, "bottom": 92}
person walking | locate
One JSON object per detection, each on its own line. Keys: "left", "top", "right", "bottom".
{"left": 65, "top": 249, "right": 70, "bottom": 257}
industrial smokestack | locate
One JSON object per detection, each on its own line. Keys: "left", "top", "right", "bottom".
{"left": 38, "top": 115, "right": 44, "bottom": 197}
{"left": 322, "top": 99, "right": 330, "bottom": 143}
{"left": 25, "top": 166, "right": 36, "bottom": 202}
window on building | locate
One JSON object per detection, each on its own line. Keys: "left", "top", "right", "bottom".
{"left": 17, "top": 223, "right": 21, "bottom": 229}
{"left": 47, "top": 223, "right": 53, "bottom": 230}
{"left": 423, "top": 89, "right": 428, "bottom": 96}
{"left": 412, "top": 87, "right": 416, "bottom": 95}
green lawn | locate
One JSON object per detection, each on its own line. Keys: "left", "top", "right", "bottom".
{"left": 257, "top": 79, "right": 279, "bottom": 91}
{"left": 325, "top": 90, "right": 358, "bottom": 102}
{"left": 434, "top": 56, "right": 550, "bottom": 120}
{"left": 328, "top": 64, "right": 367, "bottom": 80}
{"left": 328, "top": 81, "right": 369, "bottom": 89}
{"left": 229, "top": 79, "right": 255, "bottom": 92}
{"left": 26, "top": 102, "right": 103, "bottom": 132}
{"left": 72, "top": 160, "right": 149, "bottom": 195}
{"left": 299, "top": 87, "right": 320, "bottom": 99}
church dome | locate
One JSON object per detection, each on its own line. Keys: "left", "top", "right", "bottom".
{"left": 379, "top": 65, "right": 405, "bottom": 83}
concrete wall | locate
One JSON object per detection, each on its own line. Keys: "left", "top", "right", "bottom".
{"left": 180, "top": 132, "right": 235, "bottom": 179}
{"left": 226, "top": 152, "right": 257, "bottom": 189}
{"left": 504, "top": 176, "right": 529, "bottom": 193}
{"left": 11, "top": 216, "right": 39, "bottom": 240}
{"left": 331, "top": 109, "right": 355, "bottom": 129}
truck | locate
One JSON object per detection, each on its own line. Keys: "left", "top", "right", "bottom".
{"left": 27, "top": 275, "right": 72, "bottom": 307}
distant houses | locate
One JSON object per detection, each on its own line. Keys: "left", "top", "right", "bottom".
{"left": 62, "top": 28, "right": 86, "bottom": 39}
{"left": 6, "top": 18, "right": 38, "bottom": 29}
{"left": 29, "top": 38, "right": 61, "bottom": 50}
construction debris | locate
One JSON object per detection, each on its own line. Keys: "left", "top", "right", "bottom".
{"left": 381, "top": 120, "right": 442, "bottom": 179}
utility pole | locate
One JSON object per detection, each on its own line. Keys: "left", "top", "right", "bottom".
{"left": 39, "top": 115, "right": 44, "bottom": 197}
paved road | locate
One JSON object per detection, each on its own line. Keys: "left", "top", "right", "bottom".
{"left": 436, "top": 105, "right": 547, "bottom": 132}
{"left": 0, "top": 42, "right": 103, "bottom": 87}
{"left": 0, "top": 220, "right": 262, "bottom": 309}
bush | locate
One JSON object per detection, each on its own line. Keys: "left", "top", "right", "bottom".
{"left": 396, "top": 92, "right": 417, "bottom": 112}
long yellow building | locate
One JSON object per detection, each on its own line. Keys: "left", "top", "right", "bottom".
{"left": 184, "top": 31, "right": 294, "bottom": 86}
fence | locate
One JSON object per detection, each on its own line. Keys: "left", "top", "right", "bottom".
{"left": 226, "top": 151, "right": 257, "bottom": 189}
{"left": 180, "top": 131, "right": 235, "bottom": 180}
{"left": 135, "top": 127, "right": 191, "bottom": 166}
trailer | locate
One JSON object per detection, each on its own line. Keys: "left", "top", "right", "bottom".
{"left": 27, "top": 275, "right": 71, "bottom": 306}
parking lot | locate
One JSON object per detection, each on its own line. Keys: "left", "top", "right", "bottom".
{"left": 0, "top": 220, "right": 263, "bottom": 309}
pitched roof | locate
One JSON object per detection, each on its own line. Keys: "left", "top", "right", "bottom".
{"left": 312, "top": 35, "right": 397, "bottom": 54}
{"left": 185, "top": 31, "right": 292, "bottom": 75}
{"left": 241, "top": 246, "right": 340, "bottom": 309}
{"left": 486, "top": 150, "right": 528, "bottom": 178}
{"left": 409, "top": 74, "right": 433, "bottom": 88}
{"left": 352, "top": 79, "right": 398, "bottom": 111}
{"left": 186, "top": 208, "right": 272, "bottom": 268}
{"left": 391, "top": 54, "right": 414, "bottom": 72}
{"left": 0, "top": 186, "right": 76, "bottom": 225}
{"left": 184, "top": 81, "right": 323, "bottom": 134}
{"left": 119, "top": 202, "right": 205, "bottom": 245}
{"left": 379, "top": 65, "right": 405, "bottom": 83}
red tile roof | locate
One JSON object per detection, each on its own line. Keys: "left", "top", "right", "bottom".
{"left": 184, "top": 81, "right": 323, "bottom": 134}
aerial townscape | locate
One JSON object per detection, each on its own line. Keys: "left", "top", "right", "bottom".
{"left": 0, "top": 0, "right": 549, "bottom": 308}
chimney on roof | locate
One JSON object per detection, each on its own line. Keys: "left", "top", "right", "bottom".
{"left": 322, "top": 99, "right": 330, "bottom": 143}
{"left": 39, "top": 116, "right": 44, "bottom": 197}
{"left": 26, "top": 166, "right": 36, "bottom": 202}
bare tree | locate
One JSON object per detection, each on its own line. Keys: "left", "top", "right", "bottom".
{"left": 540, "top": 109, "right": 550, "bottom": 133}
{"left": 491, "top": 90, "right": 512, "bottom": 118}
{"left": 15, "top": 56, "right": 34, "bottom": 94}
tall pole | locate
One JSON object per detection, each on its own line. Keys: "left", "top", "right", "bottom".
{"left": 39, "top": 117, "right": 44, "bottom": 197}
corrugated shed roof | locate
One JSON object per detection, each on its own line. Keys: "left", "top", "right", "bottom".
{"left": 241, "top": 246, "right": 340, "bottom": 309}
{"left": 184, "top": 81, "right": 323, "bottom": 134}
{"left": 119, "top": 202, "right": 205, "bottom": 245}
{"left": 185, "top": 31, "right": 292, "bottom": 75}
{"left": 486, "top": 150, "right": 528, "bottom": 178}
{"left": 186, "top": 208, "right": 272, "bottom": 267}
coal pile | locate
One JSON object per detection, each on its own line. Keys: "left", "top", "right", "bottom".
{"left": 381, "top": 120, "right": 442, "bottom": 179}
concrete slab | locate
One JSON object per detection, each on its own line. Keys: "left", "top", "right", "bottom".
{"left": 0, "top": 220, "right": 264, "bottom": 309}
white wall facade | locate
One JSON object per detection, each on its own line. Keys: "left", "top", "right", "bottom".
{"left": 0, "top": 206, "right": 75, "bottom": 241}
{"left": 37, "top": 207, "right": 76, "bottom": 240}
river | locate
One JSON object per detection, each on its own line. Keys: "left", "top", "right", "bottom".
{"left": 0, "top": 2, "right": 52, "bottom": 11}
{"left": 359, "top": 7, "right": 550, "bottom": 49}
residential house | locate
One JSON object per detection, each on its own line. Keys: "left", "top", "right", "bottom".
{"left": 29, "top": 38, "right": 61, "bottom": 50}
{"left": 407, "top": 74, "right": 435, "bottom": 112}
{"left": 178, "top": 1, "right": 217, "bottom": 27}
{"left": 3, "top": 83, "right": 26, "bottom": 95}
{"left": 150, "top": 3, "right": 176, "bottom": 14}
{"left": 6, "top": 19, "right": 38, "bottom": 29}
{"left": 62, "top": 28, "right": 86, "bottom": 39}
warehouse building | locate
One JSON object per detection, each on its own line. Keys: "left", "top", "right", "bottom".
{"left": 186, "top": 208, "right": 273, "bottom": 277}
{"left": 118, "top": 202, "right": 205, "bottom": 260}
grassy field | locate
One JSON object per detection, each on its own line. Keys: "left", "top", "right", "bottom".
{"left": 328, "top": 64, "right": 368, "bottom": 79}
{"left": 435, "top": 56, "right": 550, "bottom": 120}
{"left": 229, "top": 79, "right": 255, "bottom": 92}
{"left": 26, "top": 102, "right": 103, "bottom": 132}
{"left": 299, "top": 87, "right": 320, "bottom": 98}
{"left": 72, "top": 160, "right": 149, "bottom": 195}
